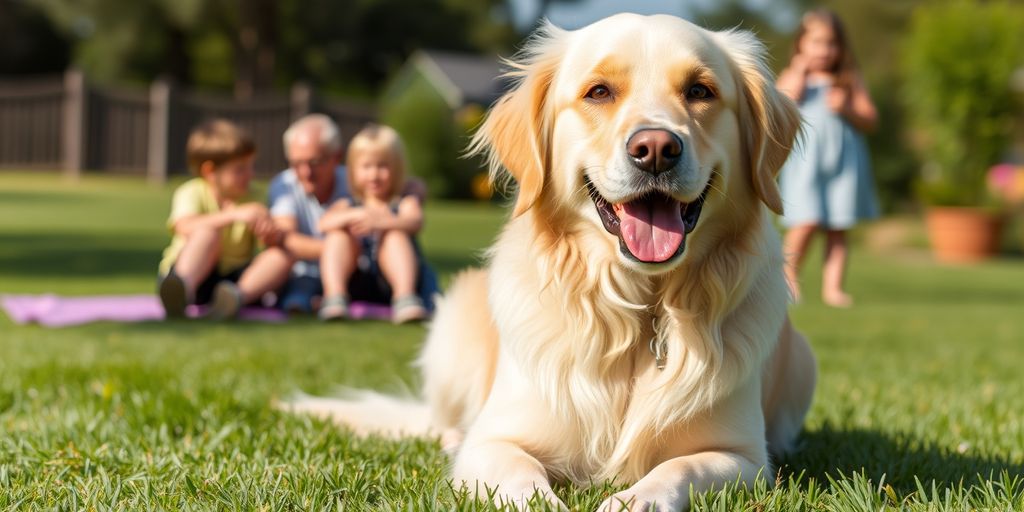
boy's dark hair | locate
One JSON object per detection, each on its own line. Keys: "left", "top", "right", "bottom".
{"left": 186, "top": 119, "right": 256, "bottom": 175}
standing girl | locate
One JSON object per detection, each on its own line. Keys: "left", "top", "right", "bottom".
{"left": 316, "top": 124, "right": 430, "bottom": 323}
{"left": 776, "top": 9, "right": 879, "bottom": 308}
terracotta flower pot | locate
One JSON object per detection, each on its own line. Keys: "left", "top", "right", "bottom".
{"left": 925, "top": 207, "right": 1004, "bottom": 263}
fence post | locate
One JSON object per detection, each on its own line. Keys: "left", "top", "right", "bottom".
{"left": 290, "top": 82, "right": 313, "bottom": 120}
{"left": 147, "top": 78, "right": 173, "bottom": 184}
{"left": 62, "top": 69, "right": 86, "bottom": 180}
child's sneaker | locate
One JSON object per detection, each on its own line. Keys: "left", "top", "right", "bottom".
{"left": 391, "top": 295, "right": 427, "bottom": 324}
{"left": 318, "top": 295, "right": 348, "bottom": 321}
{"left": 208, "top": 281, "right": 242, "bottom": 320}
{"left": 159, "top": 272, "right": 187, "bottom": 319}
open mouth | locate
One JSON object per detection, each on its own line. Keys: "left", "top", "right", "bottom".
{"left": 586, "top": 177, "right": 709, "bottom": 264}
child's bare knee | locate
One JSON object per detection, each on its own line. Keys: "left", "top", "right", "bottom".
{"left": 261, "top": 246, "right": 294, "bottom": 264}
{"left": 183, "top": 227, "right": 222, "bottom": 252}
{"left": 380, "top": 229, "right": 412, "bottom": 246}
{"left": 191, "top": 226, "right": 222, "bottom": 241}
{"left": 325, "top": 229, "right": 356, "bottom": 242}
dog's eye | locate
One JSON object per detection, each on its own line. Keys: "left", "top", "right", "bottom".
{"left": 686, "top": 84, "right": 714, "bottom": 101}
{"left": 585, "top": 85, "right": 612, "bottom": 102}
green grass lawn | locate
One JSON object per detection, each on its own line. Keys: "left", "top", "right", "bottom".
{"left": 2, "top": 172, "right": 1023, "bottom": 510}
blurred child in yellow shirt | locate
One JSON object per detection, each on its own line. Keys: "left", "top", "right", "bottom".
{"left": 158, "top": 119, "right": 293, "bottom": 319}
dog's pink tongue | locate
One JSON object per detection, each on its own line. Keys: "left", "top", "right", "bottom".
{"left": 618, "top": 199, "right": 685, "bottom": 262}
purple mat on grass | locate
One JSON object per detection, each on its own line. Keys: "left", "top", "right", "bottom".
{"left": 1, "top": 294, "right": 393, "bottom": 327}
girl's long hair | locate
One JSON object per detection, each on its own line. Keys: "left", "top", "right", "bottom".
{"left": 793, "top": 8, "right": 858, "bottom": 90}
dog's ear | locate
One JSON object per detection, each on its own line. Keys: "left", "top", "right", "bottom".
{"left": 469, "top": 24, "right": 565, "bottom": 217}
{"left": 717, "top": 30, "right": 801, "bottom": 215}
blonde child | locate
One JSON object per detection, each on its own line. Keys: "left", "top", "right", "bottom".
{"left": 316, "top": 124, "right": 428, "bottom": 323}
{"left": 158, "top": 119, "right": 293, "bottom": 319}
{"left": 776, "top": 9, "right": 879, "bottom": 308}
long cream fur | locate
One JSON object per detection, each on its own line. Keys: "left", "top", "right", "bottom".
{"left": 284, "top": 14, "right": 816, "bottom": 511}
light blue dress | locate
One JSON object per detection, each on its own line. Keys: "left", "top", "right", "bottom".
{"left": 779, "top": 80, "right": 879, "bottom": 229}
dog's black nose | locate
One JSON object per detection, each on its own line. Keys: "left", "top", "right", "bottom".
{"left": 626, "top": 129, "right": 682, "bottom": 175}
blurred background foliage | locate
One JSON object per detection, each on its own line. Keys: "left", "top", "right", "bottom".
{"left": 380, "top": 72, "right": 463, "bottom": 199}
{"left": 1, "top": 0, "right": 1021, "bottom": 205}
{"left": 17, "top": 0, "right": 518, "bottom": 98}
{"left": 901, "top": 1, "right": 1024, "bottom": 207}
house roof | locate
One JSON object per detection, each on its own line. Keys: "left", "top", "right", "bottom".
{"left": 412, "top": 50, "right": 510, "bottom": 108}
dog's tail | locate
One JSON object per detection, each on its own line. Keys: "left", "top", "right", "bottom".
{"left": 276, "top": 389, "right": 435, "bottom": 438}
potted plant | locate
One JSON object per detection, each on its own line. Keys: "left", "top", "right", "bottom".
{"left": 902, "top": 1, "right": 1024, "bottom": 263}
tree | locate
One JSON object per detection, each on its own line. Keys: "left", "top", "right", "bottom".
{"left": 29, "top": 0, "right": 205, "bottom": 85}
{"left": 227, "top": 0, "right": 277, "bottom": 99}
{"left": 27, "top": 0, "right": 516, "bottom": 97}
{"left": 276, "top": 0, "right": 517, "bottom": 98}
{"left": 0, "top": 0, "right": 71, "bottom": 74}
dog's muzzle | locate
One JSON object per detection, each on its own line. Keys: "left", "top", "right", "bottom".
{"left": 586, "top": 177, "right": 708, "bottom": 264}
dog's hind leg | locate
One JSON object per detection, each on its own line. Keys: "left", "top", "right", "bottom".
{"left": 417, "top": 268, "right": 500, "bottom": 453}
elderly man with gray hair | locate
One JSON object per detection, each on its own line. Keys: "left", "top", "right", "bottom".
{"left": 269, "top": 114, "right": 433, "bottom": 317}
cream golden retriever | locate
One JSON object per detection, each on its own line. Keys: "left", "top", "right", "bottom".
{"left": 286, "top": 13, "right": 816, "bottom": 511}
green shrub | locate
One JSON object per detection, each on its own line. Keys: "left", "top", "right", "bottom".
{"left": 902, "top": 1, "right": 1024, "bottom": 207}
{"left": 380, "top": 73, "right": 484, "bottom": 199}
{"left": 867, "top": 89, "right": 918, "bottom": 213}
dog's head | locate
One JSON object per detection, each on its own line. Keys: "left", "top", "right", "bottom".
{"left": 471, "top": 14, "right": 800, "bottom": 274}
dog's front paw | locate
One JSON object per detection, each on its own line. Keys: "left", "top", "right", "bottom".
{"left": 440, "top": 428, "right": 464, "bottom": 454}
{"left": 494, "top": 484, "right": 567, "bottom": 511}
{"left": 598, "top": 495, "right": 652, "bottom": 512}
{"left": 598, "top": 486, "right": 682, "bottom": 512}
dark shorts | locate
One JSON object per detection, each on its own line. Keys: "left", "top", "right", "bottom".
{"left": 350, "top": 235, "right": 394, "bottom": 303}
{"left": 158, "top": 264, "right": 246, "bottom": 305}
{"left": 277, "top": 259, "right": 439, "bottom": 312}
{"left": 351, "top": 233, "right": 443, "bottom": 304}
{"left": 278, "top": 274, "right": 321, "bottom": 313}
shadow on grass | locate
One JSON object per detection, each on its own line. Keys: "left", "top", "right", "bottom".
{"left": 0, "top": 232, "right": 161, "bottom": 278}
{"left": 782, "top": 424, "right": 1024, "bottom": 493}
